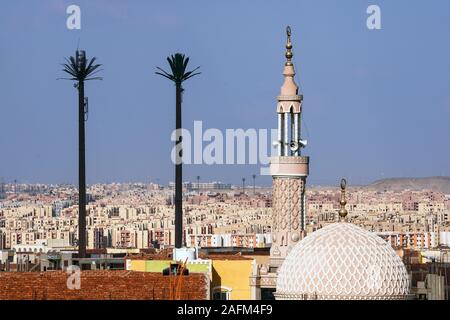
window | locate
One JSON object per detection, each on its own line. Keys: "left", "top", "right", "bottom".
{"left": 213, "top": 291, "right": 230, "bottom": 300}
{"left": 212, "top": 287, "right": 231, "bottom": 300}
{"left": 261, "top": 288, "right": 276, "bottom": 300}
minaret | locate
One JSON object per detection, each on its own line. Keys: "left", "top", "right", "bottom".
{"left": 270, "top": 27, "right": 309, "bottom": 268}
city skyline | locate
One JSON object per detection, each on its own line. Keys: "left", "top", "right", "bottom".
{"left": 1, "top": 0, "right": 450, "bottom": 186}
{"left": 1, "top": 1, "right": 450, "bottom": 302}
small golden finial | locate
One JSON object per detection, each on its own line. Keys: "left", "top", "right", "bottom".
{"left": 338, "top": 178, "right": 348, "bottom": 221}
{"left": 285, "top": 26, "right": 293, "bottom": 66}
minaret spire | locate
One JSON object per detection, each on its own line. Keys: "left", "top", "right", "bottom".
{"left": 339, "top": 178, "right": 348, "bottom": 221}
{"left": 285, "top": 26, "right": 293, "bottom": 66}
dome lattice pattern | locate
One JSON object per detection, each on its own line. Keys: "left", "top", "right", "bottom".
{"left": 275, "top": 223, "right": 410, "bottom": 300}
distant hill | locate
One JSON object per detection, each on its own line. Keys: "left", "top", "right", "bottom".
{"left": 367, "top": 177, "right": 450, "bottom": 194}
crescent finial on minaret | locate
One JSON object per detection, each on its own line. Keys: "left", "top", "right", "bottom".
{"left": 339, "top": 178, "right": 348, "bottom": 220}
{"left": 285, "top": 26, "right": 293, "bottom": 66}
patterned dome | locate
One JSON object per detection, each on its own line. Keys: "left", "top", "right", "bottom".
{"left": 275, "top": 223, "right": 410, "bottom": 300}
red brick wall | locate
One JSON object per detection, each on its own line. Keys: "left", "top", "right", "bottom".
{"left": 0, "top": 271, "right": 208, "bottom": 300}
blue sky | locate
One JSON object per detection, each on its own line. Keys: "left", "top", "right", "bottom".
{"left": 0, "top": 0, "right": 449, "bottom": 186}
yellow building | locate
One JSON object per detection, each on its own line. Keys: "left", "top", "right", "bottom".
{"left": 210, "top": 256, "right": 254, "bottom": 300}
{"left": 125, "top": 255, "right": 254, "bottom": 300}
{"left": 126, "top": 259, "right": 211, "bottom": 273}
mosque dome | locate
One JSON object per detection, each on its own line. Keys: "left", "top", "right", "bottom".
{"left": 275, "top": 222, "right": 411, "bottom": 300}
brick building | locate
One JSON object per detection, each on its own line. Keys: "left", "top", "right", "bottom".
{"left": 0, "top": 270, "right": 208, "bottom": 300}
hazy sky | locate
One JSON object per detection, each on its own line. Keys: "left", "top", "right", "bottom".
{"left": 0, "top": 0, "right": 449, "bottom": 186}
